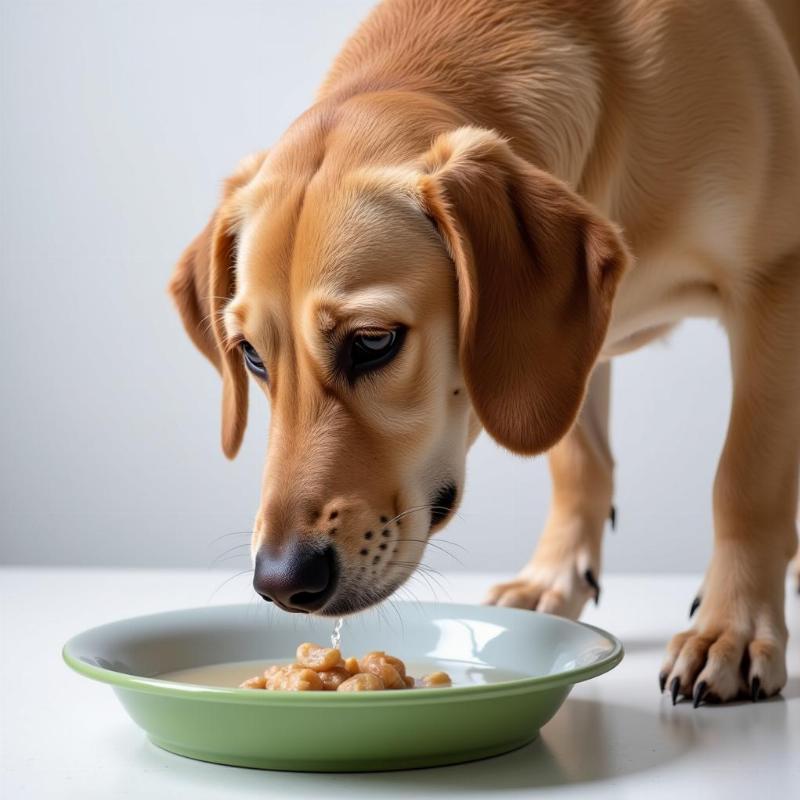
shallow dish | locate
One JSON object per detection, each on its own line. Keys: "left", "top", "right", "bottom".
{"left": 63, "top": 601, "right": 623, "bottom": 772}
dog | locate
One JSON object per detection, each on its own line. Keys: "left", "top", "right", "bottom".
{"left": 169, "top": 0, "right": 799, "bottom": 706}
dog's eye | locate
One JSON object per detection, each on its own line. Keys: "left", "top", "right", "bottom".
{"left": 240, "top": 340, "right": 268, "bottom": 380}
{"left": 350, "top": 328, "right": 405, "bottom": 374}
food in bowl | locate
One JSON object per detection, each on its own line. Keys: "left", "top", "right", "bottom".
{"left": 239, "top": 643, "right": 451, "bottom": 692}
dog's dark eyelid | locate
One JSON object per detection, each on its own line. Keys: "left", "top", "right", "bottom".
{"left": 345, "top": 326, "right": 406, "bottom": 379}
{"left": 355, "top": 331, "right": 394, "bottom": 352}
{"left": 240, "top": 340, "right": 269, "bottom": 381}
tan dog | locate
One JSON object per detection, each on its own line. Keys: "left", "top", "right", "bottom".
{"left": 170, "top": 0, "right": 800, "bottom": 706}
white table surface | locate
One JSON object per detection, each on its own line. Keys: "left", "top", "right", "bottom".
{"left": 1, "top": 567, "right": 798, "bottom": 799}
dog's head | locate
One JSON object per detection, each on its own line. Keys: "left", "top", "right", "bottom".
{"left": 170, "top": 116, "right": 628, "bottom": 615}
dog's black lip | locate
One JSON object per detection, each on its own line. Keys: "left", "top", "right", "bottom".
{"left": 319, "top": 578, "right": 405, "bottom": 617}
{"left": 430, "top": 481, "right": 458, "bottom": 528}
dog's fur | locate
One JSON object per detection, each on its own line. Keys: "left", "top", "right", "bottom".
{"left": 170, "top": 0, "right": 800, "bottom": 704}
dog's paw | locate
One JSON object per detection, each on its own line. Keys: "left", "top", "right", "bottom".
{"left": 485, "top": 560, "right": 599, "bottom": 620}
{"left": 660, "top": 600, "right": 788, "bottom": 706}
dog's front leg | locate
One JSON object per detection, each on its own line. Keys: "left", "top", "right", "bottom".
{"left": 660, "top": 260, "right": 799, "bottom": 704}
{"left": 486, "top": 362, "right": 614, "bottom": 619}
{"left": 794, "top": 499, "right": 800, "bottom": 593}
{"left": 794, "top": 545, "right": 800, "bottom": 595}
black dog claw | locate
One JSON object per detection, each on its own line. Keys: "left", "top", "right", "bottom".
{"left": 692, "top": 681, "right": 708, "bottom": 708}
{"left": 659, "top": 671, "right": 668, "bottom": 693}
{"left": 609, "top": 505, "right": 617, "bottom": 531}
{"left": 689, "top": 596, "right": 701, "bottom": 619}
{"left": 584, "top": 569, "right": 601, "bottom": 605}
{"left": 750, "top": 676, "right": 762, "bottom": 703}
{"left": 670, "top": 676, "right": 681, "bottom": 706}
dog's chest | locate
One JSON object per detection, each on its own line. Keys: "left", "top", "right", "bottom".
{"left": 601, "top": 251, "right": 724, "bottom": 358}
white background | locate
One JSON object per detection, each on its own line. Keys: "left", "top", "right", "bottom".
{"left": 0, "top": 0, "right": 731, "bottom": 574}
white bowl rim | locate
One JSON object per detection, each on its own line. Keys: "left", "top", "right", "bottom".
{"left": 63, "top": 601, "right": 624, "bottom": 706}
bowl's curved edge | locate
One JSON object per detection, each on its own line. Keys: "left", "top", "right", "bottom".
{"left": 62, "top": 603, "right": 624, "bottom": 705}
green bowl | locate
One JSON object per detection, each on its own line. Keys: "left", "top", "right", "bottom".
{"left": 63, "top": 601, "right": 623, "bottom": 772}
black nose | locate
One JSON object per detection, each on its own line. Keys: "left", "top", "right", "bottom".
{"left": 253, "top": 542, "right": 336, "bottom": 613}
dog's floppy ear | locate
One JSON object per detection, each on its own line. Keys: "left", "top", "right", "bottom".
{"left": 168, "top": 152, "right": 267, "bottom": 459}
{"left": 418, "top": 127, "right": 629, "bottom": 454}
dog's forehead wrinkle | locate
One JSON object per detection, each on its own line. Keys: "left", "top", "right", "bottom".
{"left": 317, "top": 307, "right": 337, "bottom": 333}
{"left": 305, "top": 288, "right": 417, "bottom": 337}
{"left": 292, "top": 180, "right": 435, "bottom": 285}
